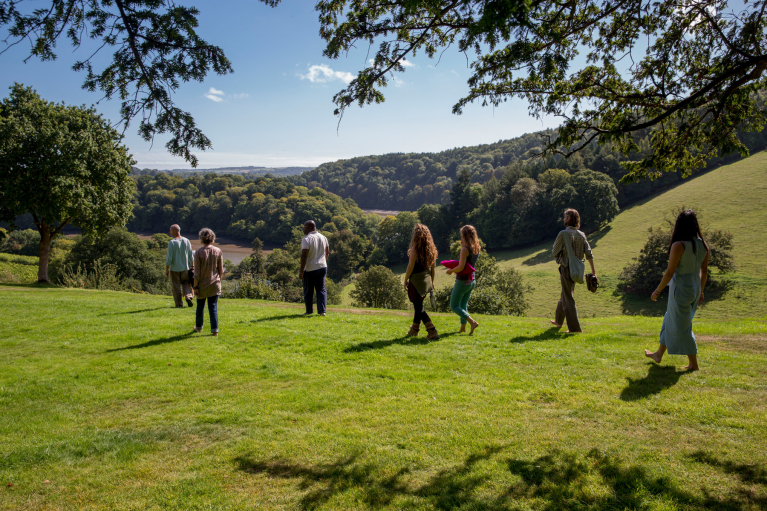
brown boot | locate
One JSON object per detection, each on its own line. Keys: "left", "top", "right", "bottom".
{"left": 425, "top": 321, "right": 439, "bottom": 340}
{"left": 407, "top": 323, "right": 420, "bottom": 336}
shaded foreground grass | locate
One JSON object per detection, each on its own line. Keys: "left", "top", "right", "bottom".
{"left": 1, "top": 287, "right": 766, "bottom": 510}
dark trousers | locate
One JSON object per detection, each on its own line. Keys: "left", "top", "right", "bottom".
{"left": 555, "top": 266, "right": 581, "bottom": 331}
{"left": 408, "top": 282, "right": 432, "bottom": 325}
{"left": 196, "top": 294, "right": 219, "bottom": 333}
{"left": 303, "top": 267, "right": 327, "bottom": 314}
{"left": 170, "top": 270, "right": 193, "bottom": 307}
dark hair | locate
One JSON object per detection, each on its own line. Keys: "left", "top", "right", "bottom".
{"left": 564, "top": 208, "right": 580, "bottom": 227}
{"left": 669, "top": 209, "right": 706, "bottom": 254}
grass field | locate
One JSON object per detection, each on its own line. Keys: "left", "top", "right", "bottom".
{"left": 343, "top": 151, "right": 767, "bottom": 320}
{"left": 1, "top": 286, "right": 765, "bottom": 510}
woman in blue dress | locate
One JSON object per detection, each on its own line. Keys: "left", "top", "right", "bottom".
{"left": 645, "top": 210, "right": 709, "bottom": 371}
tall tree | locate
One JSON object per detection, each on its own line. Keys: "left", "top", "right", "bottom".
{"left": 318, "top": 0, "right": 767, "bottom": 181}
{"left": 0, "top": 84, "right": 135, "bottom": 282}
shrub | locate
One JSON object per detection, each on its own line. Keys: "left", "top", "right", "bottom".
{"left": 618, "top": 210, "right": 735, "bottom": 295}
{"left": 349, "top": 265, "right": 407, "bottom": 309}
{"left": 0, "top": 253, "right": 38, "bottom": 265}
{"left": 60, "top": 260, "right": 128, "bottom": 291}
{"left": 221, "top": 274, "right": 281, "bottom": 300}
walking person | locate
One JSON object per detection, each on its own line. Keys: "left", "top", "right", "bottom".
{"left": 403, "top": 224, "right": 439, "bottom": 340}
{"left": 446, "top": 225, "right": 481, "bottom": 334}
{"left": 550, "top": 209, "right": 596, "bottom": 333}
{"left": 645, "top": 210, "right": 709, "bottom": 371}
{"left": 165, "top": 224, "right": 194, "bottom": 308}
{"left": 299, "top": 220, "right": 330, "bottom": 316}
{"left": 192, "top": 228, "right": 224, "bottom": 336}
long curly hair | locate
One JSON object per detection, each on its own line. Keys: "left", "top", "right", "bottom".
{"left": 409, "top": 224, "right": 438, "bottom": 268}
{"left": 461, "top": 225, "right": 480, "bottom": 255}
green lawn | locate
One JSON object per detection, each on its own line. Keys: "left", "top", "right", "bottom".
{"left": 1, "top": 287, "right": 766, "bottom": 510}
{"left": 345, "top": 151, "right": 767, "bottom": 320}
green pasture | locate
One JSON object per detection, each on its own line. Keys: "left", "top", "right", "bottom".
{"left": 1, "top": 287, "right": 765, "bottom": 510}
{"left": 344, "top": 151, "right": 767, "bottom": 320}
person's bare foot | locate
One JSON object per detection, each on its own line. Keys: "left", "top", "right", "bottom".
{"left": 549, "top": 320, "right": 562, "bottom": 329}
{"left": 683, "top": 364, "right": 699, "bottom": 371}
{"left": 459, "top": 324, "right": 466, "bottom": 333}
{"left": 565, "top": 330, "right": 582, "bottom": 334}
{"left": 644, "top": 349, "right": 662, "bottom": 363}
{"left": 469, "top": 319, "right": 479, "bottom": 335}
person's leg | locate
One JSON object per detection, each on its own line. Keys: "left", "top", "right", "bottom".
{"left": 208, "top": 295, "right": 219, "bottom": 335}
{"left": 316, "top": 267, "right": 327, "bottom": 315}
{"left": 559, "top": 267, "right": 581, "bottom": 332}
{"left": 179, "top": 270, "right": 193, "bottom": 306}
{"left": 408, "top": 282, "right": 422, "bottom": 335}
{"left": 645, "top": 343, "right": 667, "bottom": 363}
{"left": 450, "top": 280, "right": 471, "bottom": 326}
{"left": 195, "top": 297, "right": 206, "bottom": 332}
{"left": 685, "top": 354, "right": 699, "bottom": 371}
{"left": 170, "top": 271, "right": 184, "bottom": 307}
{"left": 553, "top": 267, "right": 566, "bottom": 328}
{"left": 460, "top": 281, "right": 479, "bottom": 334}
{"left": 303, "top": 271, "right": 314, "bottom": 314}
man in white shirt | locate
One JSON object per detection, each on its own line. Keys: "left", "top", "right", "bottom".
{"left": 299, "top": 220, "right": 330, "bottom": 316}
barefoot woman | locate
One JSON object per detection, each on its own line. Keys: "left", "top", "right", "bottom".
{"left": 645, "top": 210, "right": 709, "bottom": 371}
{"left": 446, "top": 225, "right": 481, "bottom": 334}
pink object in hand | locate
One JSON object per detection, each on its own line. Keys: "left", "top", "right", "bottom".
{"left": 440, "top": 260, "right": 476, "bottom": 275}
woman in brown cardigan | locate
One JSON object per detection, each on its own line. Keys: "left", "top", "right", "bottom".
{"left": 193, "top": 228, "right": 224, "bottom": 336}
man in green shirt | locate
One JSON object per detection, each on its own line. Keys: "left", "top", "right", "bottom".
{"left": 165, "top": 224, "right": 194, "bottom": 308}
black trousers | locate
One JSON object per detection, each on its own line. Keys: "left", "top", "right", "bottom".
{"left": 303, "top": 267, "right": 327, "bottom": 314}
{"left": 408, "top": 282, "right": 431, "bottom": 325}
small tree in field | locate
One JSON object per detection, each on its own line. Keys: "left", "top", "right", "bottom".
{"left": 0, "top": 84, "right": 135, "bottom": 282}
{"left": 350, "top": 265, "right": 407, "bottom": 310}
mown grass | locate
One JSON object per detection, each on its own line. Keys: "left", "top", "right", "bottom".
{"left": 1, "top": 286, "right": 765, "bottom": 510}
{"left": 344, "top": 151, "right": 767, "bottom": 320}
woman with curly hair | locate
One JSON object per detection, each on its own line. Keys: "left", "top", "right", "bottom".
{"left": 403, "top": 223, "right": 439, "bottom": 340}
{"left": 193, "top": 227, "right": 224, "bottom": 336}
{"left": 446, "top": 225, "right": 481, "bottom": 334}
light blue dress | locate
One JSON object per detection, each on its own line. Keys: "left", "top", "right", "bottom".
{"left": 659, "top": 238, "right": 707, "bottom": 355}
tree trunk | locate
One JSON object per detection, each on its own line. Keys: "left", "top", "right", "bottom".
{"left": 37, "top": 225, "right": 52, "bottom": 283}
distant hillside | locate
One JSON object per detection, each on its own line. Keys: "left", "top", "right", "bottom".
{"left": 132, "top": 166, "right": 313, "bottom": 178}
{"left": 290, "top": 127, "right": 767, "bottom": 211}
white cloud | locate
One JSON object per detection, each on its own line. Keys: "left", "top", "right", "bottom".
{"left": 204, "top": 88, "right": 248, "bottom": 102}
{"left": 208, "top": 87, "right": 224, "bottom": 96}
{"left": 231, "top": 93, "right": 249, "bottom": 99}
{"left": 368, "top": 58, "right": 416, "bottom": 69}
{"left": 205, "top": 94, "right": 224, "bottom": 102}
{"left": 300, "top": 64, "right": 354, "bottom": 84}
{"left": 392, "top": 76, "right": 404, "bottom": 87}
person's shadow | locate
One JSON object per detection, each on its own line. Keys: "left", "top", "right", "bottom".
{"left": 620, "top": 364, "right": 691, "bottom": 401}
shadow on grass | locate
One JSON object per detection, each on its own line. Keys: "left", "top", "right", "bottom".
{"left": 689, "top": 451, "right": 767, "bottom": 486}
{"left": 344, "top": 332, "right": 458, "bottom": 353}
{"left": 251, "top": 314, "right": 311, "bottom": 323}
{"left": 508, "top": 327, "right": 563, "bottom": 343}
{"left": 106, "top": 331, "right": 196, "bottom": 352}
{"left": 521, "top": 249, "right": 551, "bottom": 267}
{"left": 100, "top": 307, "right": 172, "bottom": 316}
{"left": 234, "top": 447, "right": 765, "bottom": 510}
{"left": 620, "top": 364, "right": 692, "bottom": 401}
{"left": 615, "top": 279, "right": 734, "bottom": 317}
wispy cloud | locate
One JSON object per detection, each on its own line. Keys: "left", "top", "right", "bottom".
{"left": 368, "top": 58, "right": 416, "bottom": 69}
{"left": 205, "top": 88, "right": 248, "bottom": 102}
{"left": 300, "top": 64, "right": 354, "bottom": 84}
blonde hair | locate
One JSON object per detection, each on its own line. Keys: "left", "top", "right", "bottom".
{"left": 461, "top": 225, "right": 480, "bottom": 255}
{"left": 409, "top": 224, "right": 438, "bottom": 268}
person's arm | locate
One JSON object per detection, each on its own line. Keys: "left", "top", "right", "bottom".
{"left": 552, "top": 232, "right": 563, "bottom": 260}
{"left": 193, "top": 251, "right": 200, "bottom": 295}
{"left": 447, "top": 247, "right": 469, "bottom": 274}
{"left": 651, "top": 242, "right": 685, "bottom": 301}
{"left": 217, "top": 251, "right": 224, "bottom": 279}
{"left": 165, "top": 241, "right": 173, "bottom": 276}
{"left": 403, "top": 247, "right": 416, "bottom": 288}
{"left": 583, "top": 235, "right": 596, "bottom": 277}
{"left": 699, "top": 241, "right": 710, "bottom": 303}
{"left": 325, "top": 238, "right": 330, "bottom": 262}
{"left": 299, "top": 248, "right": 309, "bottom": 280}
{"left": 430, "top": 263, "right": 436, "bottom": 290}
{"left": 187, "top": 240, "right": 194, "bottom": 269}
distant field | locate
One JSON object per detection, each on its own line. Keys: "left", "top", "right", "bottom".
{"left": 0, "top": 287, "right": 765, "bottom": 510}
{"left": 343, "top": 152, "right": 767, "bottom": 320}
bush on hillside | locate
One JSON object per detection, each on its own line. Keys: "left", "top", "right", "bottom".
{"left": 0, "top": 228, "right": 40, "bottom": 256}
{"left": 350, "top": 265, "right": 407, "bottom": 309}
{"left": 59, "top": 260, "right": 128, "bottom": 291}
{"left": 618, "top": 209, "right": 735, "bottom": 295}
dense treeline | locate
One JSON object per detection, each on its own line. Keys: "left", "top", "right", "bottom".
{"left": 289, "top": 126, "right": 767, "bottom": 211}
{"left": 128, "top": 173, "right": 380, "bottom": 244}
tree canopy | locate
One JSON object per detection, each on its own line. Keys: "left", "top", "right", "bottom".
{"left": 0, "top": 83, "right": 135, "bottom": 282}
{"left": 319, "top": 0, "right": 767, "bottom": 181}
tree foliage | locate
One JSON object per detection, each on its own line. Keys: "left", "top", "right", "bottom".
{"left": 319, "top": 0, "right": 767, "bottom": 181}
{"left": 0, "top": 84, "right": 135, "bottom": 282}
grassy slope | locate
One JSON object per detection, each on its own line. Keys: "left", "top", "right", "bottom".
{"left": 344, "top": 151, "right": 767, "bottom": 320}
{"left": 0, "top": 287, "right": 766, "bottom": 510}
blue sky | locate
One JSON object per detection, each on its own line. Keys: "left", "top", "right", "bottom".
{"left": 1, "top": 1, "right": 557, "bottom": 170}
